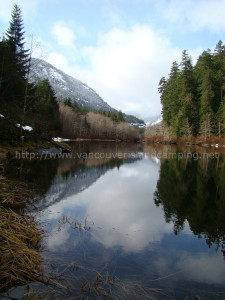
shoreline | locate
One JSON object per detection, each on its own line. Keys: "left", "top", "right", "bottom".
{"left": 142, "top": 136, "right": 225, "bottom": 150}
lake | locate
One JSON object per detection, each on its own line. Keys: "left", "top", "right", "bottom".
{"left": 5, "top": 142, "right": 225, "bottom": 299}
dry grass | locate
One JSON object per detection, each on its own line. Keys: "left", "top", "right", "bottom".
{"left": 0, "top": 206, "right": 44, "bottom": 291}
{"left": 0, "top": 174, "right": 34, "bottom": 208}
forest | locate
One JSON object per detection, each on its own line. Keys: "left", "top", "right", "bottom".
{"left": 145, "top": 41, "right": 225, "bottom": 143}
{"left": 153, "top": 150, "right": 225, "bottom": 251}
{"left": 0, "top": 4, "right": 140, "bottom": 145}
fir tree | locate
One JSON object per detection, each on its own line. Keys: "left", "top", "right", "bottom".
{"left": 6, "top": 4, "right": 29, "bottom": 77}
{"left": 117, "top": 110, "right": 125, "bottom": 122}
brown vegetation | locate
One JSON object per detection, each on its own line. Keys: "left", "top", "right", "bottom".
{"left": 0, "top": 174, "right": 34, "bottom": 209}
{"left": 144, "top": 122, "right": 225, "bottom": 148}
{"left": 0, "top": 206, "right": 43, "bottom": 291}
{"left": 144, "top": 121, "right": 176, "bottom": 144}
{"left": 0, "top": 163, "right": 44, "bottom": 292}
{"left": 59, "top": 103, "right": 140, "bottom": 141}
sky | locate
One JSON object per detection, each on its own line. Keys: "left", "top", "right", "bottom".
{"left": 0, "top": 0, "right": 225, "bottom": 120}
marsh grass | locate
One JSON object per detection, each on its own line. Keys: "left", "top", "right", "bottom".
{"left": 0, "top": 174, "right": 34, "bottom": 208}
{"left": 0, "top": 206, "right": 44, "bottom": 291}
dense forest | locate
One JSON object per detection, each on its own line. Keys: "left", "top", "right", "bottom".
{"left": 153, "top": 151, "right": 225, "bottom": 251}
{"left": 145, "top": 41, "right": 225, "bottom": 142}
{"left": 0, "top": 4, "right": 139, "bottom": 145}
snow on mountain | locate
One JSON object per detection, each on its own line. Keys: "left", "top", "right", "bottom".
{"left": 30, "top": 58, "right": 145, "bottom": 125}
{"left": 30, "top": 58, "right": 112, "bottom": 112}
{"left": 145, "top": 115, "right": 162, "bottom": 127}
{"left": 151, "top": 117, "right": 163, "bottom": 126}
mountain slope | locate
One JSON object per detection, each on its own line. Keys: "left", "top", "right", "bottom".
{"left": 30, "top": 58, "right": 145, "bottom": 125}
{"left": 145, "top": 115, "right": 162, "bottom": 127}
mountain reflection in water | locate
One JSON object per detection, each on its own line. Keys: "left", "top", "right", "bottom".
{"left": 5, "top": 143, "right": 225, "bottom": 299}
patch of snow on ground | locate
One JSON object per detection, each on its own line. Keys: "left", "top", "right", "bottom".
{"left": 52, "top": 137, "right": 62, "bottom": 142}
{"left": 16, "top": 124, "right": 33, "bottom": 131}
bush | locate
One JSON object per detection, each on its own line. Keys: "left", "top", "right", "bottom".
{"left": 0, "top": 118, "right": 20, "bottom": 145}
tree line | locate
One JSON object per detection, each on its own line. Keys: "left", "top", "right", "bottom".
{"left": 0, "top": 4, "right": 61, "bottom": 143}
{"left": 63, "top": 97, "right": 125, "bottom": 122}
{"left": 154, "top": 151, "right": 225, "bottom": 250}
{"left": 0, "top": 4, "right": 139, "bottom": 144}
{"left": 157, "top": 41, "right": 225, "bottom": 139}
{"left": 60, "top": 102, "right": 139, "bottom": 140}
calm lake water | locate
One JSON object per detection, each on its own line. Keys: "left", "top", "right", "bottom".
{"left": 5, "top": 143, "right": 225, "bottom": 299}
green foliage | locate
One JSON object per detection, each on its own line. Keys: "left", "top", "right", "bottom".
{"left": 160, "top": 41, "right": 225, "bottom": 137}
{"left": 0, "top": 35, "right": 26, "bottom": 122}
{"left": 79, "top": 106, "right": 89, "bottom": 115}
{"left": 154, "top": 155, "right": 225, "bottom": 246}
{"left": 63, "top": 97, "right": 73, "bottom": 107}
{"left": 0, "top": 5, "right": 63, "bottom": 145}
{"left": 105, "top": 110, "right": 125, "bottom": 122}
{"left": 30, "top": 79, "right": 61, "bottom": 137}
{"left": 6, "top": 4, "right": 29, "bottom": 77}
{"left": 0, "top": 117, "right": 19, "bottom": 145}
{"left": 117, "top": 110, "right": 125, "bottom": 122}
{"left": 63, "top": 98, "right": 89, "bottom": 114}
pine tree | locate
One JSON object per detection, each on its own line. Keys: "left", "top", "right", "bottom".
{"left": 32, "top": 79, "right": 61, "bottom": 136}
{"left": 178, "top": 50, "right": 198, "bottom": 135}
{"left": 159, "top": 61, "right": 181, "bottom": 131}
{"left": 213, "top": 41, "right": 225, "bottom": 111}
{"left": 117, "top": 110, "right": 125, "bottom": 122}
{"left": 6, "top": 4, "right": 29, "bottom": 77}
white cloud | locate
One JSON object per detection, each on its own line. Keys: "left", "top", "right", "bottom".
{"left": 153, "top": 250, "right": 225, "bottom": 285}
{"left": 74, "top": 25, "right": 181, "bottom": 117}
{"left": 52, "top": 22, "right": 76, "bottom": 47}
{"left": 158, "top": 0, "right": 225, "bottom": 33}
{"left": 190, "top": 0, "right": 225, "bottom": 33}
{"left": 40, "top": 23, "right": 204, "bottom": 119}
{"left": 46, "top": 52, "right": 71, "bottom": 72}
{"left": 42, "top": 159, "right": 173, "bottom": 253}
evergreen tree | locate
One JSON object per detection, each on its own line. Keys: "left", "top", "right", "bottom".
{"left": 195, "top": 50, "right": 215, "bottom": 135}
{"left": 31, "top": 79, "right": 61, "bottom": 136}
{"left": 179, "top": 50, "right": 198, "bottom": 135}
{"left": 117, "top": 110, "right": 125, "bottom": 122}
{"left": 159, "top": 40, "right": 225, "bottom": 139}
{"left": 6, "top": 4, "right": 29, "bottom": 77}
{"left": 63, "top": 97, "right": 73, "bottom": 107}
{"left": 159, "top": 61, "right": 181, "bottom": 131}
{"left": 213, "top": 41, "right": 225, "bottom": 136}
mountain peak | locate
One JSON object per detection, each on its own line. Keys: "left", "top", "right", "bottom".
{"left": 30, "top": 58, "right": 145, "bottom": 125}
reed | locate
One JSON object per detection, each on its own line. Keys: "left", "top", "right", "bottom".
{"left": 0, "top": 206, "right": 44, "bottom": 291}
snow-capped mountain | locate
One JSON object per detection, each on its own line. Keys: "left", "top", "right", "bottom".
{"left": 30, "top": 58, "right": 112, "bottom": 112}
{"left": 30, "top": 58, "right": 145, "bottom": 125}
{"left": 145, "top": 115, "right": 162, "bottom": 127}
{"left": 150, "top": 116, "right": 163, "bottom": 126}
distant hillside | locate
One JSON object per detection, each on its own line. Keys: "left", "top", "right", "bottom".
{"left": 30, "top": 58, "right": 145, "bottom": 126}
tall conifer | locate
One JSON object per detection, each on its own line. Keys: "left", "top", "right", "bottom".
{"left": 6, "top": 4, "right": 29, "bottom": 77}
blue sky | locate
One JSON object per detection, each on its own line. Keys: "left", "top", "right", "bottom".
{"left": 0, "top": 0, "right": 225, "bottom": 120}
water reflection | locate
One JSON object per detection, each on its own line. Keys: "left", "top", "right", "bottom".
{"left": 153, "top": 145, "right": 225, "bottom": 250}
{"left": 44, "top": 157, "right": 172, "bottom": 253}
{"left": 7, "top": 142, "right": 225, "bottom": 298}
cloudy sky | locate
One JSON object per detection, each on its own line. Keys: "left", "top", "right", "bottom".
{"left": 0, "top": 0, "right": 225, "bottom": 120}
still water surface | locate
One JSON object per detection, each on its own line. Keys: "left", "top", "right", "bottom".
{"left": 7, "top": 143, "right": 225, "bottom": 299}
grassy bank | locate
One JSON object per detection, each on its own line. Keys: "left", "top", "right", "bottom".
{"left": 0, "top": 140, "right": 51, "bottom": 160}
{"left": 0, "top": 206, "right": 43, "bottom": 292}
{"left": 143, "top": 135, "right": 225, "bottom": 149}
{"left": 0, "top": 139, "right": 71, "bottom": 161}
{"left": 0, "top": 158, "right": 44, "bottom": 293}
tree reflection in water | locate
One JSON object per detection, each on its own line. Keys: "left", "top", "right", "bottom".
{"left": 153, "top": 150, "right": 225, "bottom": 256}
